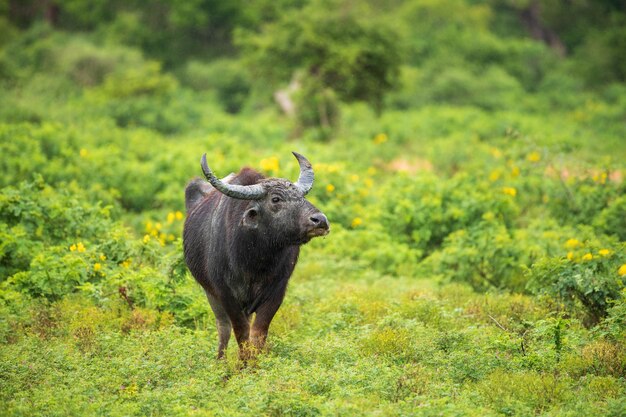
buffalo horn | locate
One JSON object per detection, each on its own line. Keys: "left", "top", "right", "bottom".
{"left": 292, "top": 152, "right": 314, "bottom": 195}
{"left": 201, "top": 154, "right": 266, "bottom": 200}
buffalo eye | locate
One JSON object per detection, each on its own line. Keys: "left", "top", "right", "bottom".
{"left": 247, "top": 208, "right": 258, "bottom": 218}
{"left": 271, "top": 196, "right": 281, "bottom": 203}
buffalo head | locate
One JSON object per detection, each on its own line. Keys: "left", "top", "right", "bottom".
{"left": 201, "top": 152, "right": 330, "bottom": 245}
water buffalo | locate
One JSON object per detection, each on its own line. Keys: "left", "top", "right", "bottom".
{"left": 183, "top": 152, "right": 330, "bottom": 359}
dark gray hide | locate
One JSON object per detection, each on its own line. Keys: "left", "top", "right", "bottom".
{"left": 183, "top": 153, "right": 329, "bottom": 359}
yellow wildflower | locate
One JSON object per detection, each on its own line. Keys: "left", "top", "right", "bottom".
{"left": 168, "top": 234, "right": 176, "bottom": 241}
{"left": 600, "top": 172, "right": 607, "bottom": 184}
{"left": 511, "top": 166, "right": 520, "bottom": 177}
{"left": 619, "top": 264, "right": 626, "bottom": 276}
{"left": 567, "top": 252, "right": 574, "bottom": 261}
{"left": 490, "top": 148, "right": 502, "bottom": 158}
{"left": 121, "top": 259, "right": 131, "bottom": 268}
{"left": 351, "top": 217, "right": 363, "bottom": 228}
{"left": 373, "top": 133, "right": 388, "bottom": 144}
{"left": 76, "top": 242, "right": 86, "bottom": 253}
{"left": 79, "top": 149, "right": 88, "bottom": 158}
{"left": 326, "top": 184, "right": 335, "bottom": 193}
{"left": 350, "top": 174, "right": 360, "bottom": 182}
{"left": 582, "top": 253, "right": 593, "bottom": 261}
{"left": 145, "top": 221, "right": 153, "bottom": 232}
{"left": 367, "top": 167, "right": 377, "bottom": 176}
{"left": 592, "top": 172, "right": 607, "bottom": 184}
{"left": 598, "top": 249, "right": 611, "bottom": 257}
{"left": 564, "top": 238, "right": 582, "bottom": 249}
{"left": 482, "top": 212, "right": 495, "bottom": 221}
{"left": 489, "top": 170, "right": 501, "bottom": 182}
{"left": 260, "top": 156, "right": 280, "bottom": 172}
{"left": 69, "top": 244, "right": 77, "bottom": 252}
{"left": 364, "top": 178, "right": 373, "bottom": 188}
{"left": 155, "top": 222, "right": 162, "bottom": 231}
{"left": 167, "top": 212, "right": 175, "bottom": 224}
{"left": 175, "top": 211, "right": 184, "bottom": 220}
{"left": 100, "top": 254, "right": 107, "bottom": 261}
{"left": 93, "top": 263, "right": 102, "bottom": 272}
{"left": 527, "top": 151, "right": 541, "bottom": 162}
{"left": 143, "top": 234, "right": 150, "bottom": 244}
{"left": 327, "top": 164, "right": 340, "bottom": 173}
{"left": 125, "top": 382, "right": 138, "bottom": 397}
{"left": 502, "top": 187, "right": 517, "bottom": 197}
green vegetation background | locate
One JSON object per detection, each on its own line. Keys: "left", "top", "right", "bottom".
{"left": 1, "top": 1, "right": 625, "bottom": 415}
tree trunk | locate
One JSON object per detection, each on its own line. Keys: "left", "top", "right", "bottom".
{"left": 44, "top": 1, "right": 59, "bottom": 26}
{"left": 519, "top": 0, "right": 567, "bottom": 57}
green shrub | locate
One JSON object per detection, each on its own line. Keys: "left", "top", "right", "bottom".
{"left": 423, "top": 219, "right": 526, "bottom": 292}
{"left": 6, "top": 247, "right": 89, "bottom": 301}
{"left": 181, "top": 59, "right": 251, "bottom": 113}
{"left": 56, "top": 40, "right": 143, "bottom": 87}
{"left": 600, "top": 289, "right": 626, "bottom": 341}
{"left": 317, "top": 225, "right": 420, "bottom": 277}
{"left": 547, "top": 175, "right": 625, "bottom": 228}
{"left": 377, "top": 174, "right": 518, "bottom": 254}
{"left": 527, "top": 237, "right": 626, "bottom": 325}
{"left": 97, "top": 60, "right": 177, "bottom": 98}
{"left": 421, "top": 65, "right": 524, "bottom": 110}
{"left": 594, "top": 194, "right": 626, "bottom": 241}
{"left": 0, "top": 178, "right": 112, "bottom": 278}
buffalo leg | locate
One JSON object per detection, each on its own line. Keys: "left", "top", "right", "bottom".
{"left": 231, "top": 313, "right": 253, "bottom": 360}
{"left": 216, "top": 295, "right": 253, "bottom": 359}
{"left": 250, "top": 291, "right": 286, "bottom": 351}
{"left": 205, "top": 292, "right": 232, "bottom": 359}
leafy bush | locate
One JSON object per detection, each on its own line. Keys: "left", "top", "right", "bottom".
{"left": 594, "top": 194, "right": 626, "bottom": 241}
{"left": 527, "top": 237, "right": 626, "bottom": 325}
{"left": 180, "top": 59, "right": 251, "bottom": 113}
{"left": 420, "top": 65, "right": 524, "bottom": 110}
{"left": 320, "top": 225, "right": 420, "bottom": 277}
{"left": 377, "top": 174, "right": 518, "bottom": 254}
{"left": 547, "top": 175, "right": 626, "bottom": 228}
{"left": 600, "top": 290, "right": 626, "bottom": 341}
{"left": 423, "top": 220, "right": 526, "bottom": 292}
{"left": 0, "top": 178, "right": 112, "bottom": 278}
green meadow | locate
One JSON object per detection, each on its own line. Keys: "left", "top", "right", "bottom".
{"left": 1, "top": 1, "right": 625, "bottom": 415}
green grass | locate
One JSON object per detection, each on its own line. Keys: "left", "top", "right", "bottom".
{"left": 1, "top": 252, "right": 625, "bottom": 416}
{"left": 0, "top": 250, "right": 626, "bottom": 416}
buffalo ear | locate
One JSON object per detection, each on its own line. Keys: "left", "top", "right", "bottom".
{"left": 241, "top": 206, "right": 260, "bottom": 228}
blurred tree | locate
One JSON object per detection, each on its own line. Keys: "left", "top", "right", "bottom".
{"left": 93, "top": 0, "right": 246, "bottom": 66}
{"left": 2, "top": 0, "right": 626, "bottom": 91}
{"left": 517, "top": 0, "right": 567, "bottom": 56}
{"left": 237, "top": 0, "right": 402, "bottom": 135}
{"left": 489, "top": 0, "right": 626, "bottom": 85}
{"left": 3, "top": 0, "right": 256, "bottom": 66}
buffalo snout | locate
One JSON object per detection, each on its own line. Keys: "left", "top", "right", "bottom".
{"left": 307, "top": 212, "right": 330, "bottom": 237}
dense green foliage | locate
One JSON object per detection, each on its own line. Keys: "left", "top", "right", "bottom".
{"left": 1, "top": 1, "right": 626, "bottom": 416}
